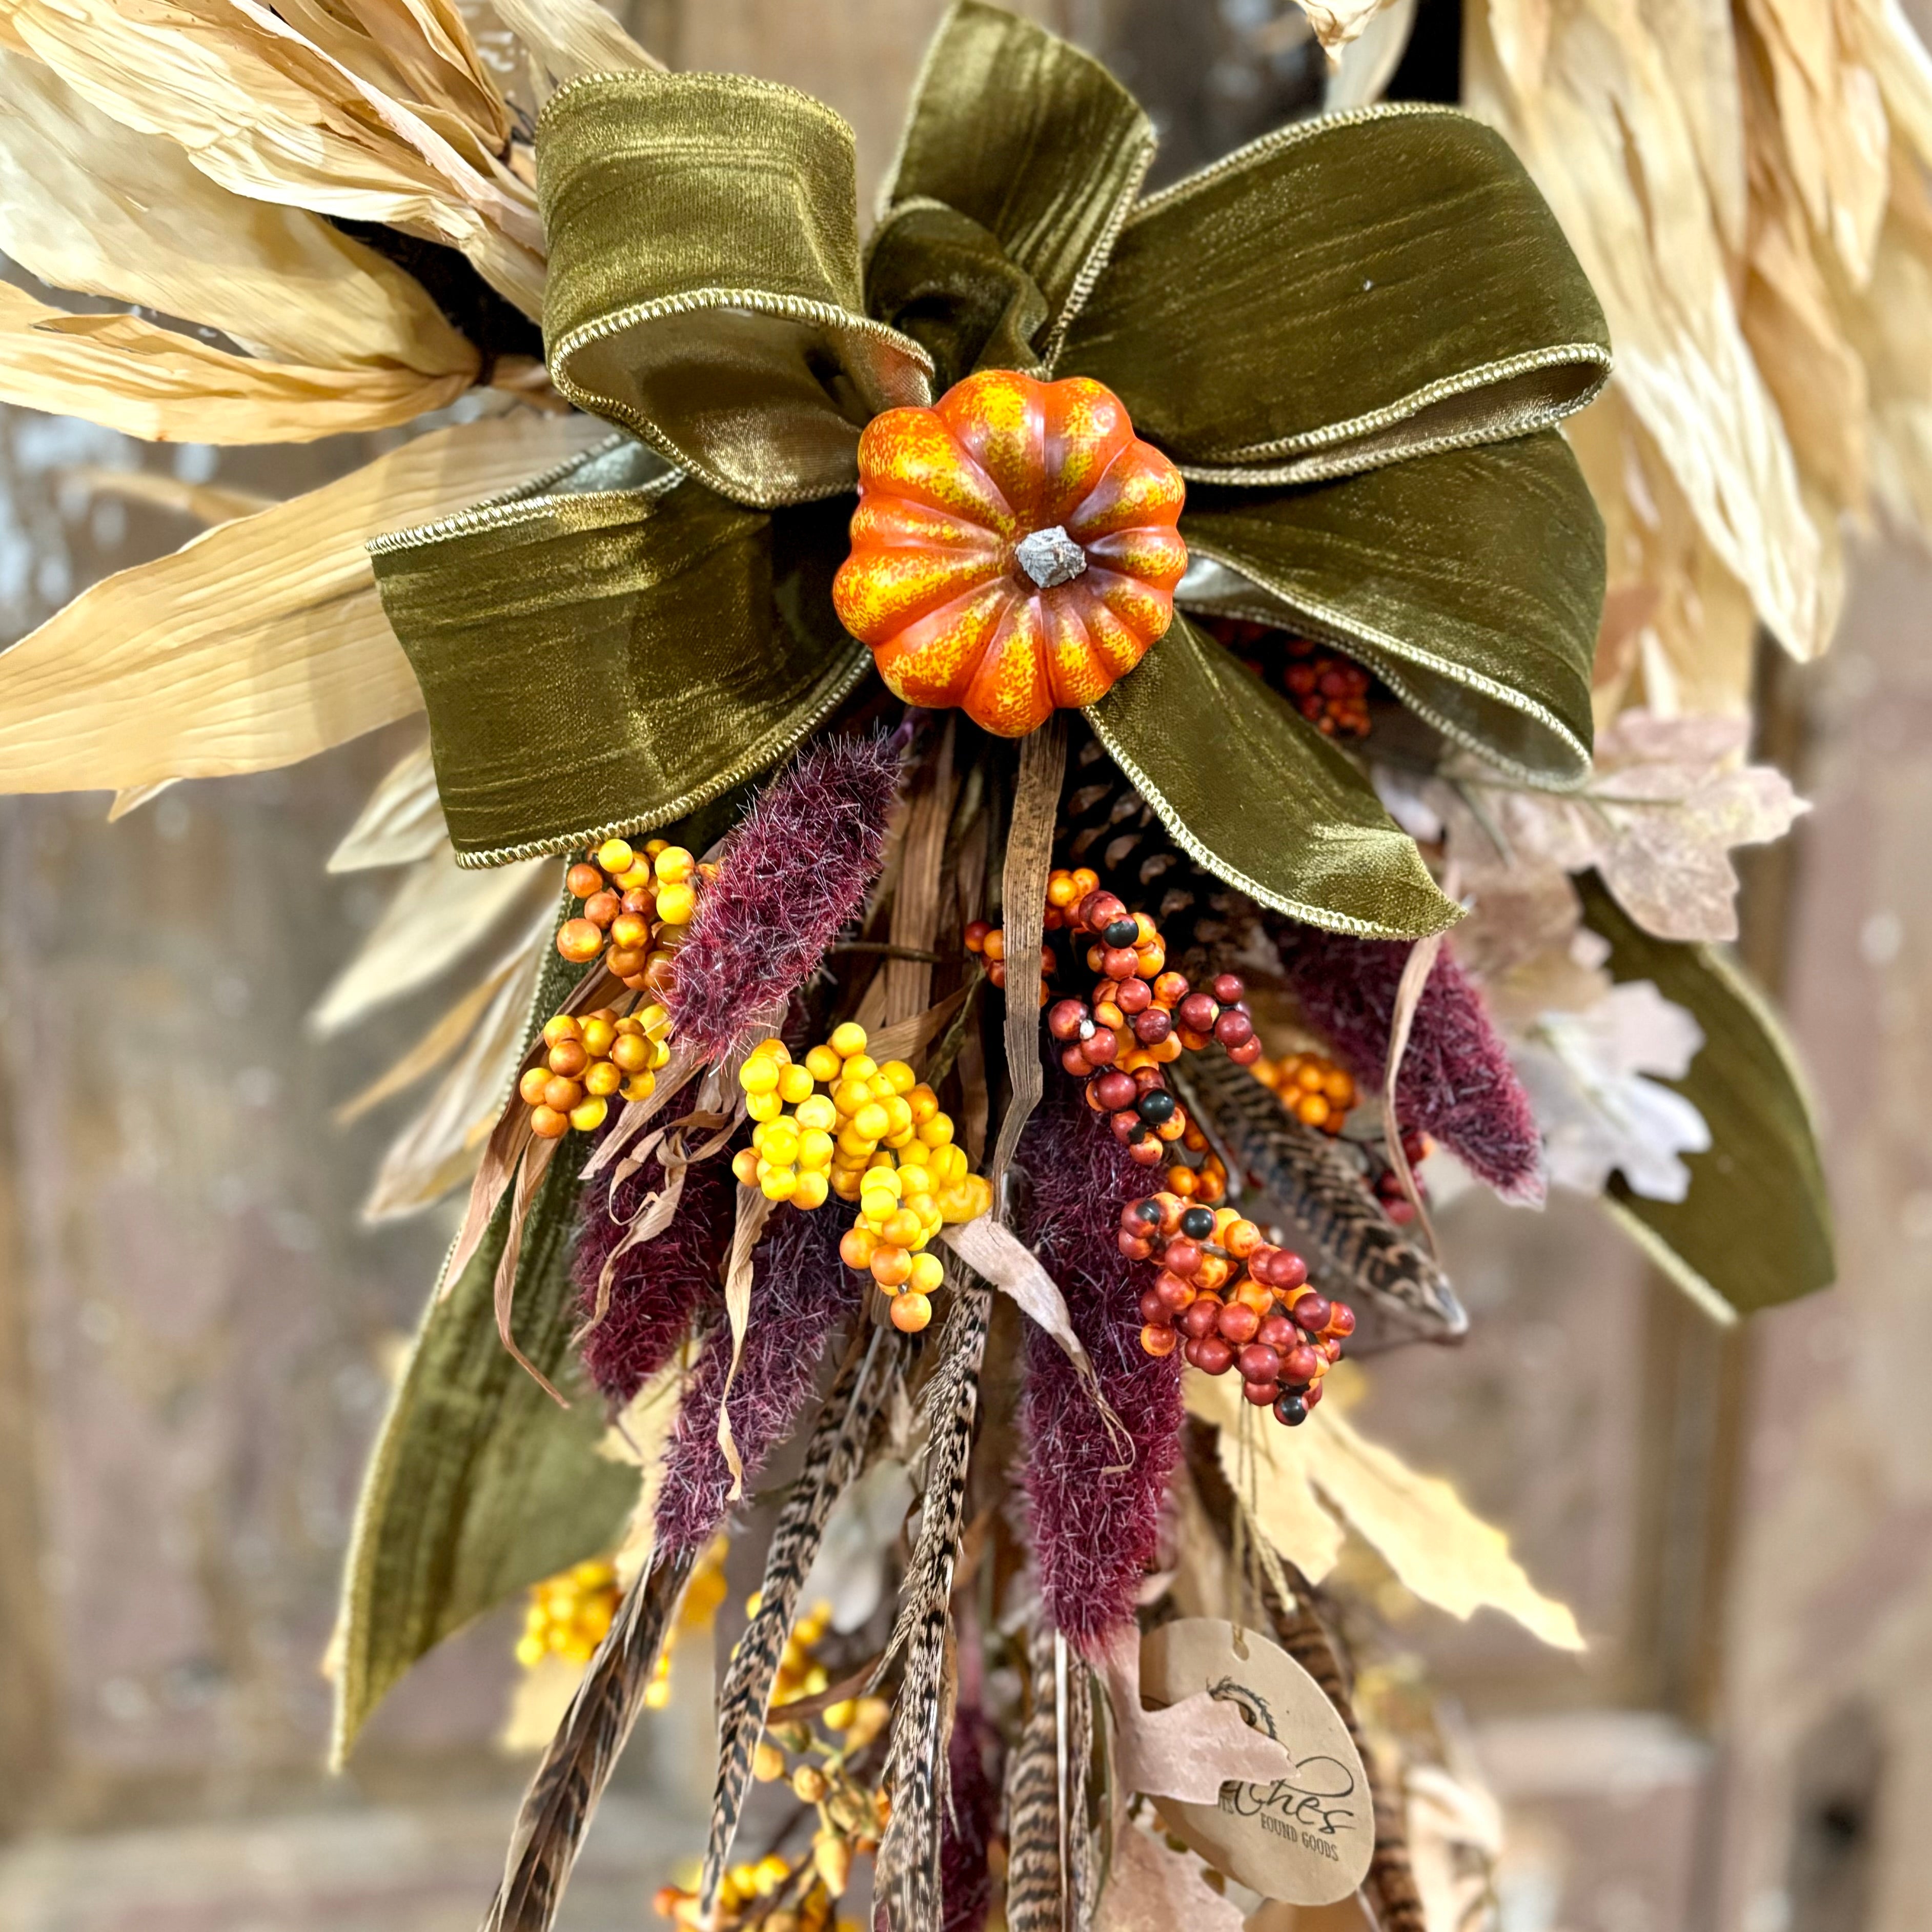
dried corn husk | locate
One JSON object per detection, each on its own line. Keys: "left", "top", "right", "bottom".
{"left": 0, "top": 411, "right": 609, "bottom": 796}
{"left": 1, "top": 0, "right": 544, "bottom": 315}
{"left": 0, "top": 46, "right": 477, "bottom": 379}
{"left": 0, "top": 281, "right": 474, "bottom": 441}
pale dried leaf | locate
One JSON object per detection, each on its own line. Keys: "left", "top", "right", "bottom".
{"left": 0, "top": 411, "right": 609, "bottom": 796}
{"left": 941, "top": 1213, "right": 1095, "bottom": 1380}
{"left": 329, "top": 737, "right": 446, "bottom": 872}
{"left": 1296, "top": 1406, "right": 1584, "bottom": 1650}
{"left": 361, "top": 932, "right": 542, "bottom": 1220}
{"left": 0, "top": 281, "right": 474, "bottom": 442}
{"left": 1095, "top": 1824, "right": 1245, "bottom": 1932}
{"left": 1185, "top": 1356, "right": 1345, "bottom": 1584}
{"left": 5, "top": 0, "right": 545, "bottom": 316}
{"left": 0, "top": 45, "right": 477, "bottom": 375}
{"left": 1642, "top": 0, "right": 1747, "bottom": 252}
{"left": 335, "top": 936, "right": 527, "bottom": 1123}
{"left": 310, "top": 845, "right": 548, "bottom": 1035}
{"left": 490, "top": 0, "right": 660, "bottom": 94}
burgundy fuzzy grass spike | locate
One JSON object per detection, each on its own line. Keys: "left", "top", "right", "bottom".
{"left": 653, "top": 1202, "right": 862, "bottom": 1557}
{"left": 1268, "top": 918, "right": 1544, "bottom": 1203}
{"left": 572, "top": 1140, "right": 736, "bottom": 1408}
{"left": 1016, "top": 1079, "right": 1184, "bottom": 1656}
{"left": 940, "top": 1694, "right": 1000, "bottom": 1932}
{"left": 666, "top": 734, "right": 905, "bottom": 1061}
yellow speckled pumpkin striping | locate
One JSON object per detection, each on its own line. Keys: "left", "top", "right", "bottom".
{"left": 832, "top": 369, "right": 1186, "bottom": 737}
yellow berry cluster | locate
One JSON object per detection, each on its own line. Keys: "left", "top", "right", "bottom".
{"left": 515, "top": 1559, "right": 618, "bottom": 1669}
{"left": 730, "top": 1023, "right": 991, "bottom": 1334}
{"left": 520, "top": 1004, "right": 673, "bottom": 1141}
{"left": 1253, "top": 1049, "right": 1358, "bottom": 1135}
{"left": 555, "top": 837, "right": 701, "bottom": 990}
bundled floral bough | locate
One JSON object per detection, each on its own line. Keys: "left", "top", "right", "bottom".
{"left": 0, "top": 3, "right": 1839, "bottom": 1928}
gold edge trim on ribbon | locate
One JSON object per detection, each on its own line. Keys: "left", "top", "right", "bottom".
{"left": 367, "top": 450, "right": 681, "bottom": 556}
{"left": 1039, "top": 126, "right": 1156, "bottom": 374}
{"left": 1179, "top": 539, "right": 1592, "bottom": 790}
{"left": 1126, "top": 99, "right": 1487, "bottom": 223}
{"left": 1079, "top": 698, "right": 1463, "bottom": 942}
{"left": 449, "top": 644, "right": 877, "bottom": 869}
{"left": 548, "top": 288, "right": 935, "bottom": 510}
{"left": 1175, "top": 345, "right": 1613, "bottom": 476}
{"left": 539, "top": 65, "right": 860, "bottom": 145}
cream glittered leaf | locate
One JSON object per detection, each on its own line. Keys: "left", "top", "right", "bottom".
{"left": 0, "top": 411, "right": 609, "bottom": 797}
{"left": 490, "top": 0, "right": 661, "bottom": 96}
{"left": 328, "top": 737, "right": 447, "bottom": 873}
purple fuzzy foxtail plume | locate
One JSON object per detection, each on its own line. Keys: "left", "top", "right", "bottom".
{"left": 666, "top": 735, "right": 904, "bottom": 1062}
{"left": 653, "top": 1202, "right": 862, "bottom": 1557}
{"left": 1268, "top": 918, "right": 1544, "bottom": 1203}
{"left": 572, "top": 1133, "right": 736, "bottom": 1408}
{"left": 1016, "top": 1082, "right": 1183, "bottom": 1657}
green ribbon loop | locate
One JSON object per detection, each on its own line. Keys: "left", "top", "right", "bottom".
{"left": 1084, "top": 614, "right": 1462, "bottom": 940}
{"left": 538, "top": 70, "right": 932, "bottom": 507}
{"left": 865, "top": 199, "right": 1051, "bottom": 387}
{"left": 1177, "top": 432, "right": 1603, "bottom": 786}
{"left": 1059, "top": 105, "right": 1610, "bottom": 484}
{"left": 883, "top": 0, "right": 1154, "bottom": 364}
{"left": 370, "top": 440, "right": 869, "bottom": 865}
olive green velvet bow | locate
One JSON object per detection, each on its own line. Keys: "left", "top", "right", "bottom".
{"left": 370, "top": 0, "right": 1610, "bottom": 940}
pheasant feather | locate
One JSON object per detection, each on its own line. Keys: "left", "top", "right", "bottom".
{"left": 1174, "top": 1052, "right": 1466, "bottom": 1341}
{"left": 1001, "top": 1618, "right": 1065, "bottom": 1932}
{"left": 877, "top": 1274, "right": 991, "bottom": 1932}
{"left": 700, "top": 1332, "right": 900, "bottom": 1914}
{"left": 482, "top": 1549, "right": 696, "bottom": 1932}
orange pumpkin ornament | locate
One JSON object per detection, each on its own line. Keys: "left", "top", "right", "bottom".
{"left": 832, "top": 370, "right": 1187, "bottom": 737}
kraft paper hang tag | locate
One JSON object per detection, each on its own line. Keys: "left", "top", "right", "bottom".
{"left": 1138, "top": 1617, "right": 1373, "bottom": 1907}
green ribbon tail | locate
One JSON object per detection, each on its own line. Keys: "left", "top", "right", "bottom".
{"left": 331, "top": 922, "right": 634, "bottom": 1760}
{"left": 1581, "top": 877, "right": 1835, "bottom": 1319}
{"left": 1085, "top": 614, "right": 1462, "bottom": 939}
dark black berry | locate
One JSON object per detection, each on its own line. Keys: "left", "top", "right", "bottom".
{"left": 1131, "top": 1198, "right": 1163, "bottom": 1226}
{"left": 1179, "top": 1206, "right": 1215, "bottom": 1240}
{"left": 1273, "top": 1393, "right": 1309, "bottom": 1427}
{"left": 1135, "top": 1088, "right": 1176, "bottom": 1126}
{"left": 1103, "top": 917, "right": 1140, "bottom": 948}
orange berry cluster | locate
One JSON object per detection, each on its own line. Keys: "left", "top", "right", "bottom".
{"left": 520, "top": 1005, "right": 670, "bottom": 1140}
{"left": 1252, "top": 1049, "right": 1358, "bottom": 1135}
{"left": 1206, "top": 617, "right": 1374, "bottom": 739}
{"left": 1122, "top": 1195, "right": 1353, "bottom": 1427}
{"left": 554, "top": 837, "right": 701, "bottom": 990}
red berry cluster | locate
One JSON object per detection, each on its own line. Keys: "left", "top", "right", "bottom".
{"left": 1044, "top": 884, "right": 1259, "bottom": 1169}
{"left": 1122, "top": 1197, "right": 1354, "bottom": 1427}
{"left": 1204, "top": 617, "right": 1374, "bottom": 739}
